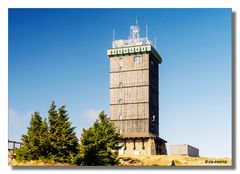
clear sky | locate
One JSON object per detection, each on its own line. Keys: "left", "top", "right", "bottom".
{"left": 8, "top": 8, "right": 232, "bottom": 158}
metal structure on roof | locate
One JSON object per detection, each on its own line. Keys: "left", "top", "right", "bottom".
{"left": 112, "top": 21, "right": 155, "bottom": 48}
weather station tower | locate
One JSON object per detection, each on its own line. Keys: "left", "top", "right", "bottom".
{"left": 107, "top": 20, "right": 167, "bottom": 155}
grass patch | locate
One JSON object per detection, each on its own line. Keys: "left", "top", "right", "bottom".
{"left": 118, "top": 155, "right": 232, "bottom": 166}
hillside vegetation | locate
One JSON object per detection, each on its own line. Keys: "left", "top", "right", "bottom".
{"left": 118, "top": 155, "right": 232, "bottom": 166}
{"left": 12, "top": 102, "right": 122, "bottom": 166}
{"left": 10, "top": 154, "right": 231, "bottom": 166}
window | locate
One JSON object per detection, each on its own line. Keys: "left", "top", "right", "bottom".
{"left": 153, "top": 115, "right": 155, "bottom": 122}
{"left": 134, "top": 56, "right": 142, "bottom": 63}
{"left": 119, "top": 58, "right": 123, "bottom": 70}
{"left": 118, "top": 99, "right": 122, "bottom": 104}
{"left": 119, "top": 82, "right": 123, "bottom": 87}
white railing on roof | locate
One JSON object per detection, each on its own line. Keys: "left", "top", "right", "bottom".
{"left": 112, "top": 37, "right": 153, "bottom": 48}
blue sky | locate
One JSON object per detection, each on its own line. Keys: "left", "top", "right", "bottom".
{"left": 8, "top": 8, "right": 232, "bottom": 158}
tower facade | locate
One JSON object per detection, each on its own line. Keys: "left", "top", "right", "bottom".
{"left": 107, "top": 22, "right": 167, "bottom": 155}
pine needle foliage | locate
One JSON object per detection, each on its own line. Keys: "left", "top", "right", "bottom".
{"left": 75, "top": 111, "right": 122, "bottom": 166}
{"left": 15, "top": 112, "right": 49, "bottom": 161}
{"left": 15, "top": 102, "right": 78, "bottom": 163}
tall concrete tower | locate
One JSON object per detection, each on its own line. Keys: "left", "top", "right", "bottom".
{"left": 107, "top": 21, "right": 167, "bottom": 155}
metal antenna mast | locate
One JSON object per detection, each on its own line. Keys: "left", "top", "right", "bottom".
{"left": 113, "top": 29, "right": 115, "bottom": 41}
{"left": 112, "top": 29, "right": 116, "bottom": 47}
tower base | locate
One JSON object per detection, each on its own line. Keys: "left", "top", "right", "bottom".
{"left": 118, "top": 132, "right": 167, "bottom": 156}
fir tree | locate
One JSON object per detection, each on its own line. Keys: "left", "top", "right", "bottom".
{"left": 50, "top": 105, "right": 79, "bottom": 163}
{"left": 76, "top": 111, "right": 122, "bottom": 166}
{"left": 38, "top": 118, "right": 50, "bottom": 159}
{"left": 15, "top": 112, "right": 49, "bottom": 161}
{"left": 48, "top": 101, "right": 58, "bottom": 158}
{"left": 16, "top": 102, "right": 79, "bottom": 163}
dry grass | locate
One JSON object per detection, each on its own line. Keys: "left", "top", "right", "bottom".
{"left": 9, "top": 155, "right": 232, "bottom": 167}
{"left": 118, "top": 155, "right": 232, "bottom": 166}
{"left": 9, "top": 160, "right": 76, "bottom": 166}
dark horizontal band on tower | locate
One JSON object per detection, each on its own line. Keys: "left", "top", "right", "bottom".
{"left": 110, "top": 68, "right": 149, "bottom": 73}
{"left": 110, "top": 101, "right": 148, "bottom": 105}
{"left": 110, "top": 84, "right": 149, "bottom": 89}
{"left": 110, "top": 102, "right": 159, "bottom": 109}
{"left": 110, "top": 69, "right": 159, "bottom": 79}
{"left": 110, "top": 118, "right": 149, "bottom": 121}
{"left": 110, "top": 85, "right": 159, "bottom": 95}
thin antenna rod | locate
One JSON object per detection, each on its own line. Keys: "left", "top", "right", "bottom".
{"left": 146, "top": 24, "right": 148, "bottom": 39}
{"left": 112, "top": 29, "right": 116, "bottom": 47}
{"left": 136, "top": 16, "right": 138, "bottom": 25}
{"left": 113, "top": 29, "right": 115, "bottom": 41}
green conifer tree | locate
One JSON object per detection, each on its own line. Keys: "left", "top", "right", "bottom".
{"left": 50, "top": 105, "right": 79, "bottom": 163}
{"left": 76, "top": 111, "right": 122, "bottom": 166}
{"left": 15, "top": 112, "right": 49, "bottom": 161}
{"left": 48, "top": 101, "right": 58, "bottom": 158}
{"left": 39, "top": 118, "right": 50, "bottom": 159}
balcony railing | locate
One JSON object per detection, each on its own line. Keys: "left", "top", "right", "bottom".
{"left": 112, "top": 37, "right": 154, "bottom": 48}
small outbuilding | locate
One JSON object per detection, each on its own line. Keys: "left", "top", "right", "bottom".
{"left": 170, "top": 144, "right": 199, "bottom": 157}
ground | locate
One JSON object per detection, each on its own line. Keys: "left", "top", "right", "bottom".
{"left": 9, "top": 160, "right": 74, "bottom": 166}
{"left": 118, "top": 155, "right": 232, "bottom": 166}
{"left": 9, "top": 153, "right": 232, "bottom": 166}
